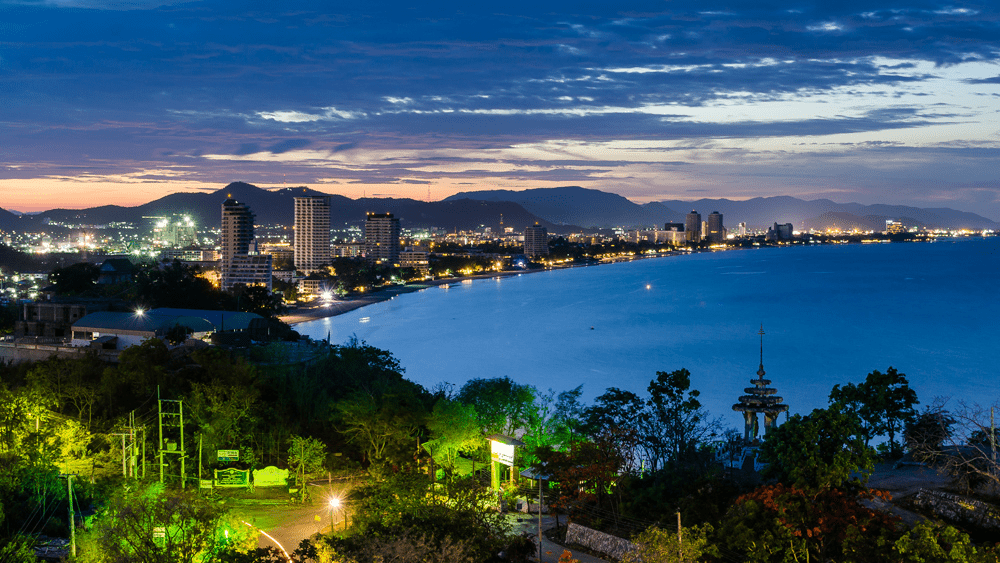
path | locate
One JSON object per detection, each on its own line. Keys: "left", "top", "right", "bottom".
{"left": 508, "top": 514, "right": 610, "bottom": 563}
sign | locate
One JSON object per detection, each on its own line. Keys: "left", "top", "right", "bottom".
{"left": 215, "top": 468, "right": 250, "bottom": 488}
{"left": 491, "top": 440, "right": 515, "bottom": 466}
{"left": 217, "top": 449, "right": 239, "bottom": 462}
{"left": 253, "top": 466, "right": 289, "bottom": 487}
{"left": 153, "top": 526, "right": 166, "bottom": 548}
{"left": 199, "top": 479, "right": 213, "bottom": 490}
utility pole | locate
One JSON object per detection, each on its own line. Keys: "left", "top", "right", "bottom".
{"left": 677, "top": 511, "right": 683, "bottom": 562}
{"left": 67, "top": 475, "right": 76, "bottom": 557}
{"left": 158, "top": 399, "right": 186, "bottom": 488}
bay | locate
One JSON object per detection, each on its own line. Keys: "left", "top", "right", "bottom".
{"left": 297, "top": 238, "right": 1000, "bottom": 430}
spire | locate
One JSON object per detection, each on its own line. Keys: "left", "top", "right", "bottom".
{"left": 757, "top": 324, "right": 766, "bottom": 378}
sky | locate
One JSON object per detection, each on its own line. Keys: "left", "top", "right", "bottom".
{"left": 2, "top": 1, "right": 1000, "bottom": 219}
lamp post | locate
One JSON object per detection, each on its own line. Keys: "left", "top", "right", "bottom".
{"left": 329, "top": 497, "right": 342, "bottom": 533}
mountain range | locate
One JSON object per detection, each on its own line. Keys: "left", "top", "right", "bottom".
{"left": 1, "top": 183, "right": 996, "bottom": 235}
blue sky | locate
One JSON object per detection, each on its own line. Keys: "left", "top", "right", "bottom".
{"left": 2, "top": 0, "right": 1000, "bottom": 219}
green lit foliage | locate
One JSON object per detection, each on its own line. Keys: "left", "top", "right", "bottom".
{"left": 894, "top": 521, "right": 999, "bottom": 563}
{"left": 759, "top": 407, "right": 875, "bottom": 490}
{"left": 621, "top": 523, "right": 717, "bottom": 563}
{"left": 341, "top": 473, "right": 525, "bottom": 563}
{"left": 287, "top": 434, "right": 327, "bottom": 484}
{"left": 315, "top": 530, "right": 475, "bottom": 563}
{"left": 829, "top": 367, "right": 918, "bottom": 457}
{"left": 94, "top": 483, "right": 252, "bottom": 563}
{"left": 521, "top": 386, "right": 587, "bottom": 466}
{"left": 0, "top": 534, "right": 36, "bottom": 563}
{"left": 425, "top": 399, "right": 482, "bottom": 477}
{"left": 718, "top": 484, "right": 901, "bottom": 563}
{"left": 25, "top": 355, "right": 104, "bottom": 431}
{"left": 456, "top": 376, "right": 535, "bottom": 437}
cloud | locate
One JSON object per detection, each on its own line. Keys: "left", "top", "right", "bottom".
{"left": 267, "top": 139, "right": 312, "bottom": 154}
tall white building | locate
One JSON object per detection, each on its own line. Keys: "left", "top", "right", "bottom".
{"left": 220, "top": 199, "right": 271, "bottom": 291}
{"left": 364, "top": 213, "right": 401, "bottom": 264}
{"left": 294, "top": 196, "right": 331, "bottom": 274}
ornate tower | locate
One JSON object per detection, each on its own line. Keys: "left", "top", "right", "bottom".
{"left": 732, "top": 326, "right": 789, "bottom": 440}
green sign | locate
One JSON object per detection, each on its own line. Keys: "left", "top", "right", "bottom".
{"left": 215, "top": 468, "right": 250, "bottom": 488}
{"left": 217, "top": 449, "right": 239, "bottom": 462}
{"left": 253, "top": 466, "right": 289, "bottom": 487}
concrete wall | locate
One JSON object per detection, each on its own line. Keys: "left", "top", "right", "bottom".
{"left": 565, "top": 522, "right": 637, "bottom": 561}
{"left": 0, "top": 342, "right": 120, "bottom": 364}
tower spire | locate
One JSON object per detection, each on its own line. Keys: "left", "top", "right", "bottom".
{"left": 757, "top": 324, "right": 766, "bottom": 378}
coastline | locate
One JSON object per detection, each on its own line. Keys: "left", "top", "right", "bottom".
{"left": 278, "top": 268, "right": 548, "bottom": 326}
{"left": 278, "top": 250, "right": 690, "bottom": 326}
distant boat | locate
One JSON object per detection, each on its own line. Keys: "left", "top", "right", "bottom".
{"left": 440, "top": 284, "right": 450, "bottom": 289}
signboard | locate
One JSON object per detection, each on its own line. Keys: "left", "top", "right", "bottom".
{"left": 199, "top": 479, "right": 213, "bottom": 490}
{"left": 253, "top": 466, "right": 289, "bottom": 487}
{"left": 153, "top": 526, "right": 166, "bottom": 548}
{"left": 215, "top": 468, "right": 250, "bottom": 488}
{"left": 217, "top": 449, "right": 239, "bottom": 462}
{"left": 490, "top": 440, "right": 515, "bottom": 466}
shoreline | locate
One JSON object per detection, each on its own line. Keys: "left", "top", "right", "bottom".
{"left": 278, "top": 235, "right": 962, "bottom": 327}
{"left": 278, "top": 268, "right": 550, "bottom": 326}
{"left": 278, "top": 251, "right": 691, "bottom": 326}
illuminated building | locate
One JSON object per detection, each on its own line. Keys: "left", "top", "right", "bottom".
{"left": 294, "top": 196, "right": 331, "bottom": 274}
{"left": 221, "top": 199, "right": 271, "bottom": 290}
{"left": 364, "top": 213, "right": 401, "bottom": 264}
{"left": 685, "top": 210, "right": 702, "bottom": 243}
{"left": 707, "top": 211, "right": 726, "bottom": 243}
{"left": 523, "top": 224, "right": 549, "bottom": 257}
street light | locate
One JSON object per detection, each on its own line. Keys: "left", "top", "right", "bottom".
{"left": 329, "top": 497, "right": 344, "bottom": 532}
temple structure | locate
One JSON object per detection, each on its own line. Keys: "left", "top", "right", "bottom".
{"left": 733, "top": 326, "right": 789, "bottom": 440}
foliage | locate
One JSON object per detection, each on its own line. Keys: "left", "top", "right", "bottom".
{"left": 621, "top": 523, "right": 716, "bottom": 563}
{"left": 829, "top": 367, "right": 918, "bottom": 457}
{"left": 134, "top": 260, "right": 222, "bottom": 310}
{"left": 425, "top": 399, "right": 482, "bottom": 476}
{"left": 287, "top": 434, "right": 328, "bottom": 481}
{"left": 343, "top": 473, "right": 525, "bottom": 563}
{"left": 49, "top": 262, "right": 100, "bottom": 295}
{"left": 718, "top": 484, "right": 901, "bottom": 563}
{"left": 334, "top": 391, "right": 422, "bottom": 473}
{"left": 906, "top": 407, "right": 956, "bottom": 460}
{"left": 759, "top": 407, "right": 875, "bottom": 490}
{"left": 0, "top": 534, "right": 36, "bottom": 563}
{"left": 894, "top": 521, "right": 999, "bottom": 563}
{"left": 456, "top": 376, "right": 536, "bottom": 437}
{"left": 645, "top": 368, "right": 715, "bottom": 469}
{"left": 93, "top": 483, "right": 254, "bottom": 563}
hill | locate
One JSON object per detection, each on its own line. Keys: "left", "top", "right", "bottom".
{"left": 19, "top": 183, "right": 579, "bottom": 233}
{"left": 445, "top": 186, "right": 680, "bottom": 228}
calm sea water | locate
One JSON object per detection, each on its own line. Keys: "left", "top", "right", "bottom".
{"left": 298, "top": 238, "right": 1000, "bottom": 430}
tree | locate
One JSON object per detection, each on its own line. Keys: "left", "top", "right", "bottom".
{"left": 456, "top": 377, "right": 536, "bottom": 437}
{"left": 335, "top": 392, "right": 421, "bottom": 473}
{"left": 718, "top": 484, "right": 900, "bottom": 563}
{"left": 829, "top": 367, "right": 918, "bottom": 457}
{"left": 759, "top": 407, "right": 875, "bottom": 490}
{"left": 894, "top": 521, "right": 998, "bottom": 563}
{"left": 644, "top": 369, "right": 715, "bottom": 469}
{"left": 621, "top": 524, "right": 716, "bottom": 563}
{"left": 288, "top": 435, "right": 328, "bottom": 488}
{"left": 425, "top": 399, "right": 482, "bottom": 477}
{"left": 94, "top": 484, "right": 255, "bottom": 563}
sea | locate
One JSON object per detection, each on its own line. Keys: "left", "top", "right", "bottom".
{"left": 297, "top": 237, "right": 1000, "bottom": 430}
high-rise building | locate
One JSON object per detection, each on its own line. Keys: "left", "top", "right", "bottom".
{"left": 364, "top": 213, "right": 401, "bottom": 264}
{"left": 523, "top": 224, "right": 549, "bottom": 257}
{"left": 707, "top": 211, "right": 725, "bottom": 243}
{"left": 220, "top": 199, "right": 271, "bottom": 290}
{"left": 294, "top": 196, "right": 331, "bottom": 274}
{"left": 685, "top": 210, "right": 702, "bottom": 243}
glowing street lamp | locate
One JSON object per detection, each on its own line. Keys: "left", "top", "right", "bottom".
{"left": 329, "top": 497, "right": 344, "bottom": 531}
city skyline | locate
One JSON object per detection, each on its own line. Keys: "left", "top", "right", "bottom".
{"left": 3, "top": 1, "right": 1000, "bottom": 220}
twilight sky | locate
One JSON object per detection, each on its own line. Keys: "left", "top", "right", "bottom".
{"left": 2, "top": 1, "right": 1000, "bottom": 219}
